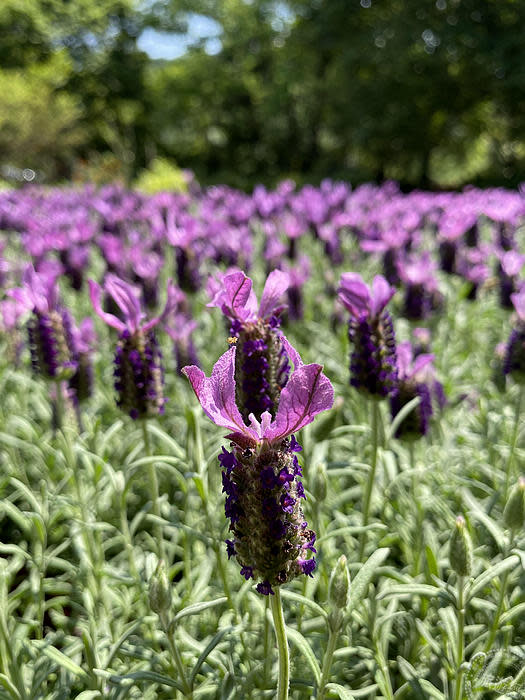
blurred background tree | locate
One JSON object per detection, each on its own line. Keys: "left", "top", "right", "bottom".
{"left": 2, "top": 0, "right": 525, "bottom": 188}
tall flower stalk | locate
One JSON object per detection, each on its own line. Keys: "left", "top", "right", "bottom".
{"left": 183, "top": 340, "right": 333, "bottom": 697}
{"left": 338, "top": 273, "right": 397, "bottom": 559}
{"left": 90, "top": 274, "right": 177, "bottom": 559}
{"left": 207, "top": 269, "right": 290, "bottom": 422}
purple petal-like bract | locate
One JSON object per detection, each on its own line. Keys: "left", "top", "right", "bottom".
{"left": 265, "top": 363, "right": 334, "bottom": 440}
{"left": 183, "top": 347, "right": 250, "bottom": 437}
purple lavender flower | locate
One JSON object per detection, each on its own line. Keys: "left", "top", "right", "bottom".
{"left": 504, "top": 289, "right": 525, "bottom": 383}
{"left": 338, "top": 273, "right": 398, "bottom": 398}
{"left": 69, "top": 318, "right": 97, "bottom": 404}
{"left": 390, "top": 342, "right": 443, "bottom": 440}
{"left": 8, "top": 267, "right": 77, "bottom": 381}
{"left": 89, "top": 275, "right": 176, "bottom": 419}
{"left": 164, "top": 286, "right": 200, "bottom": 373}
{"left": 496, "top": 250, "right": 525, "bottom": 310}
{"left": 398, "top": 254, "right": 441, "bottom": 321}
{"left": 208, "top": 270, "right": 291, "bottom": 422}
{"left": 183, "top": 344, "right": 333, "bottom": 594}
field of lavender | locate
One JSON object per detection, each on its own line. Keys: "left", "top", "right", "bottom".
{"left": 0, "top": 179, "right": 524, "bottom": 700}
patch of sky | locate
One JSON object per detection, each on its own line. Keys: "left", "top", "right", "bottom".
{"left": 138, "top": 13, "right": 222, "bottom": 60}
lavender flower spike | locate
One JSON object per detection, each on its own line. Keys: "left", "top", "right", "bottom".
{"left": 183, "top": 343, "right": 333, "bottom": 594}
{"left": 208, "top": 269, "right": 291, "bottom": 423}
{"left": 8, "top": 266, "right": 76, "bottom": 381}
{"left": 89, "top": 275, "right": 177, "bottom": 419}
{"left": 338, "top": 273, "right": 398, "bottom": 398}
{"left": 390, "top": 342, "right": 443, "bottom": 440}
{"left": 504, "top": 288, "right": 525, "bottom": 382}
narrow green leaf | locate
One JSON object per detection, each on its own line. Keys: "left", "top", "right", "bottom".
{"left": 189, "top": 626, "right": 232, "bottom": 686}
{"left": 325, "top": 682, "right": 357, "bottom": 699}
{"left": 38, "top": 645, "right": 90, "bottom": 680}
{"left": 106, "top": 670, "right": 183, "bottom": 690}
{"left": 173, "top": 597, "right": 227, "bottom": 623}
{"left": 388, "top": 396, "right": 421, "bottom": 441}
{"left": 280, "top": 590, "right": 328, "bottom": 619}
{"left": 0, "top": 674, "right": 22, "bottom": 700}
{"left": 468, "top": 556, "right": 520, "bottom": 599}
{"left": 349, "top": 548, "right": 390, "bottom": 612}
{"left": 377, "top": 584, "right": 440, "bottom": 601}
{"left": 287, "top": 627, "right": 321, "bottom": 685}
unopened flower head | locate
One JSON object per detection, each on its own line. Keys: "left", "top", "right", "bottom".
{"left": 337, "top": 273, "right": 397, "bottom": 398}
{"left": 208, "top": 270, "right": 291, "bottom": 422}
{"left": 90, "top": 274, "right": 177, "bottom": 419}
{"left": 183, "top": 342, "right": 334, "bottom": 594}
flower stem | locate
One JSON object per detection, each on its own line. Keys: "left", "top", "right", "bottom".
{"left": 409, "top": 442, "right": 423, "bottom": 577}
{"left": 359, "top": 400, "right": 380, "bottom": 561}
{"left": 317, "top": 621, "right": 341, "bottom": 700}
{"left": 484, "top": 532, "right": 514, "bottom": 652}
{"left": 160, "top": 612, "right": 192, "bottom": 699}
{"left": 270, "top": 588, "right": 289, "bottom": 700}
{"left": 504, "top": 384, "right": 524, "bottom": 498}
{"left": 142, "top": 420, "right": 165, "bottom": 561}
{"left": 54, "top": 379, "right": 64, "bottom": 432}
{"left": 454, "top": 576, "right": 465, "bottom": 700}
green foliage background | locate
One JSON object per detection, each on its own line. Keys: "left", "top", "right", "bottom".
{"left": 2, "top": 0, "right": 525, "bottom": 188}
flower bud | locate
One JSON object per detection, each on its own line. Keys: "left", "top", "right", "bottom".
{"left": 149, "top": 562, "right": 172, "bottom": 614}
{"left": 503, "top": 477, "right": 525, "bottom": 531}
{"left": 449, "top": 515, "right": 473, "bottom": 577}
{"left": 329, "top": 555, "right": 350, "bottom": 611}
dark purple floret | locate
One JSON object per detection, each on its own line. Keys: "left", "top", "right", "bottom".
{"left": 218, "top": 446, "right": 238, "bottom": 473}
{"left": 299, "top": 558, "right": 316, "bottom": 576}
{"left": 240, "top": 565, "right": 254, "bottom": 580}
{"left": 225, "top": 540, "right": 236, "bottom": 559}
{"left": 288, "top": 435, "right": 302, "bottom": 453}
{"left": 256, "top": 581, "right": 275, "bottom": 596}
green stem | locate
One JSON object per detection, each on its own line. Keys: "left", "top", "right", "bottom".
{"left": 409, "top": 442, "right": 423, "bottom": 577}
{"left": 270, "top": 588, "right": 289, "bottom": 700}
{"left": 142, "top": 420, "right": 165, "bottom": 561}
{"left": 160, "top": 613, "right": 192, "bottom": 699}
{"left": 504, "top": 385, "right": 524, "bottom": 498}
{"left": 454, "top": 576, "right": 465, "bottom": 700}
{"left": 359, "top": 400, "right": 380, "bottom": 561}
{"left": 483, "top": 532, "right": 514, "bottom": 653}
{"left": 263, "top": 597, "right": 272, "bottom": 690}
{"left": 54, "top": 379, "right": 64, "bottom": 432}
{"left": 317, "top": 621, "right": 341, "bottom": 700}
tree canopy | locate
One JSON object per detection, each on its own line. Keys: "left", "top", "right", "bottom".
{"left": 2, "top": 0, "right": 525, "bottom": 188}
